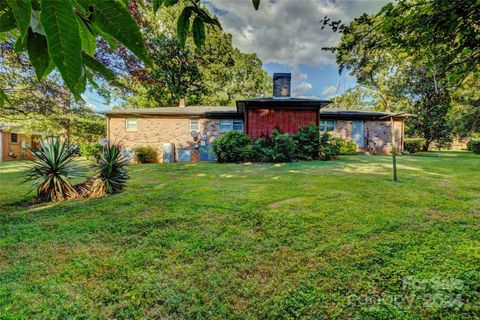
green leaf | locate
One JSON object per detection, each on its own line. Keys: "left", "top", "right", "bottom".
{"left": 26, "top": 29, "right": 51, "bottom": 80}
{"left": 0, "top": 1, "right": 9, "bottom": 11}
{"left": 5, "top": 0, "right": 31, "bottom": 39}
{"left": 164, "top": 0, "right": 179, "bottom": 7}
{"left": 82, "top": 52, "right": 115, "bottom": 81}
{"left": 14, "top": 34, "right": 26, "bottom": 51}
{"left": 72, "top": 0, "right": 89, "bottom": 16}
{"left": 30, "top": 10, "right": 45, "bottom": 35}
{"left": 192, "top": 16, "right": 205, "bottom": 48}
{"left": 77, "top": 18, "right": 96, "bottom": 56}
{"left": 252, "top": 0, "right": 260, "bottom": 10}
{"left": 177, "top": 6, "right": 192, "bottom": 47}
{"left": 0, "top": 32, "right": 8, "bottom": 42}
{"left": 85, "top": 69, "right": 100, "bottom": 89}
{"left": 0, "top": 88, "right": 10, "bottom": 106}
{"left": 0, "top": 9, "right": 16, "bottom": 32}
{"left": 153, "top": 0, "right": 163, "bottom": 14}
{"left": 74, "top": 70, "right": 86, "bottom": 97}
{"left": 192, "top": 7, "right": 221, "bottom": 29}
{"left": 41, "top": 0, "right": 83, "bottom": 93}
{"left": 91, "top": 0, "right": 150, "bottom": 64}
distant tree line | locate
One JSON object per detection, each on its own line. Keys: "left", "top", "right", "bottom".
{"left": 322, "top": 0, "right": 479, "bottom": 149}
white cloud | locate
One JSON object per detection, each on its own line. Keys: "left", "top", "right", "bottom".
{"left": 322, "top": 85, "right": 338, "bottom": 98}
{"left": 205, "top": 0, "right": 390, "bottom": 68}
{"left": 291, "top": 68, "right": 312, "bottom": 95}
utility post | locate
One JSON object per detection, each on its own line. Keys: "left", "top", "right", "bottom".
{"left": 390, "top": 116, "right": 397, "bottom": 182}
{"left": 380, "top": 113, "right": 406, "bottom": 182}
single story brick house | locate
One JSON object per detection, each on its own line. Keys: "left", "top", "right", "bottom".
{"left": 105, "top": 73, "right": 406, "bottom": 162}
{"left": 0, "top": 124, "right": 40, "bottom": 161}
{"left": 105, "top": 103, "right": 406, "bottom": 163}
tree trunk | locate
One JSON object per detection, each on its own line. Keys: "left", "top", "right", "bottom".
{"left": 423, "top": 140, "right": 431, "bottom": 151}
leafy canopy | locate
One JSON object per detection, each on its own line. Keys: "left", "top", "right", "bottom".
{"left": 97, "top": 3, "right": 271, "bottom": 107}
{"left": 0, "top": 0, "right": 261, "bottom": 101}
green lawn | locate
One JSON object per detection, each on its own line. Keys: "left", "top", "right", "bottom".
{"left": 1, "top": 152, "right": 479, "bottom": 319}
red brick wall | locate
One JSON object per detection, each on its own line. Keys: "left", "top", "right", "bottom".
{"left": 246, "top": 109, "right": 318, "bottom": 139}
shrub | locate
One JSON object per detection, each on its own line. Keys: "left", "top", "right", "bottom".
{"left": 337, "top": 138, "right": 358, "bottom": 155}
{"left": 404, "top": 138, "right": 427, "bottom": 153}
{"left": 134, "top": 146, "right": 158, "bottom": 163}
{"left": 90, "top": 145, "right": 130, "bottom": 196}
{"left": 212, "top": 131, "right": 253, "bottom": 163}
{"left": 27, "top": 138, "right": 80, "bottom": 202}
{"left": 319, "top": 133, "right": 340, "bottom": 161}
{"left": 292, "top": 125, "right": 320, "bottom": 160}
{"left": 250, "top": 129, "right": 296, "bottom": 163}
{"left": 468, "top": 139, "right": 480, "bottom": 154}
{"left": 270, "top": 129, "right": 296, "bottom": 162}
{"left": 79, "top": 143, "right": 102, "bottom": 159}
{"left": 467, "top": 139, "right": 473, "bottom": 151}
{"left": 466, "top": 135, "right": 480, "bottom": 151}
{"left": 252, "top": 138, "right": 274, "bottom": 163}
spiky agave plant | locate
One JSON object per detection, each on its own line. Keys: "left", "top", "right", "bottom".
{"left": 90, "top": 144, "right": 130, "bottom": 196}
{"left": 27, "top": 138, "right": 80, "bottom": 202}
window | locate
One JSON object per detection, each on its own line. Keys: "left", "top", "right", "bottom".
{"left": 125, "top": 118, "right": 137, "bottom": 132}
{"left": 220, "top": 119, "right": 244, "bottom": 133}
{"left": 233, "top": 119, "right": 244, "bottom": 132}
{"left": 190, "top": 119, "right": 199, "bottom": 132}
{"left": 10, "top": 133, "right": 18, "bottom": 143}
{"left": 320, "top": 120, "right": 336, "bottom": 133}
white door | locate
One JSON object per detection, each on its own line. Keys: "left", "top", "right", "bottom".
{"left": 352, "top": 121, "right": 365, "bottom": 148}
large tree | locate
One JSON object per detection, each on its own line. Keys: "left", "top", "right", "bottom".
{"left": 322, "top": 0, "right": 479, "bottom": 88}
{"left": 97, "top": 2, "right": 271, "bottom": 108}
{"left": 0, "top": 40, "right": 104, "bottom": 143}
{"left": 321, "top": 0, "right": 479, "bottom": 147}
{"left": 0, "top": 0, "right": 261, "bottom": 104}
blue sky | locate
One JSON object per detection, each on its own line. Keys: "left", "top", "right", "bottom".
{"left": 86, "top": 0, "right": 389, "bottom": 110}
{"left": 263, "top": 62, "right": 356, "bottom": 99}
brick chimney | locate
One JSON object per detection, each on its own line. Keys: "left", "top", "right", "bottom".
{"left": 179, "top": 99, "right": 186, "bottom": 108}
{"left": 273, "top": 73, "right": 291, "bottom": 98}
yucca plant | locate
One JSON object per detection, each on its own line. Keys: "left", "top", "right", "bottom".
{"left": 90, "top": 144, "right": 130, "bottom": 196}
{"left": 27, "top": 138, "right": 80, "bottom": 202}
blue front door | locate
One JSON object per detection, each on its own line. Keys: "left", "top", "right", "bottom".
{"left": 352, "top": 121, "right": 365, "bottom": 148}
{"left": 200, "top": 144, "right": 217, "bottom": 162}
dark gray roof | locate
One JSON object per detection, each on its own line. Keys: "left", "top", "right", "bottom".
{"left": 103, "top": 106, "right": 408, "bottom": 120}
{"left": 237, "top": 97, "right": 330, "bottom": 103}
{"left": 320, "top": 108, "right": 409, "bottom": 119}
{"left": 103, "top": 106, "right": 238, "bottom": 116}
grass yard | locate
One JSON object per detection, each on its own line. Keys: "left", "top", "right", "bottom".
{"left": 0, "top": 152, "right": 479, "bottom": 319}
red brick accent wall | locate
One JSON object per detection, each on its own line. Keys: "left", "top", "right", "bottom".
{"left": 246, "top": 109, "right": 318, "bottom": 139}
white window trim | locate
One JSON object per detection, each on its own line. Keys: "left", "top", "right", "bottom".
{"left": 125, "top": 118, "right": 138, "bottom": 132}
{"left": 320, "top": 119, "right": 336, "bottom": 133}
{"left": 220, "top": 119, "right": 233, "bottom": 133}
{"left": 220, "top": 119, "right": 244, "bottom": 133}
{"left": 190, "top": 119, "right": 200, "bottom": 132}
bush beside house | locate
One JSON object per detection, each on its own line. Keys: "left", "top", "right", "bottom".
{"left": 336, "top": 138, "right": 357, "bottom": 155}
{"left": 212, "top": 126, "right": 342, "bottom": 163}
{"left": 404, "top": 138, "right": 427, "bottom": 153}
{"left": 319, "top": 133, "right": 341, "bottom": 161}
{"left": 292, "top": 125, "right": 320, "bottom": 160}
{"left": 134, "top": 146, "right": 158, "bottom": 163}
{"left": 212, "top": 131, "right": 253, "bottom": 163}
